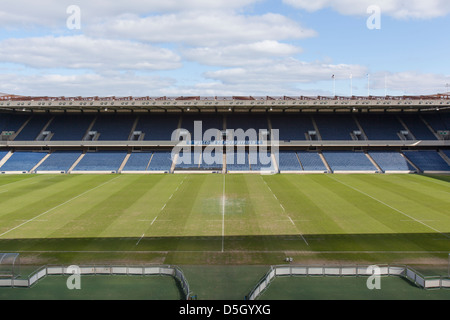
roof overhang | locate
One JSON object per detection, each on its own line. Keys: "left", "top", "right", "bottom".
{"left": 1, "top": 95, "right": 450, "bottom": 114}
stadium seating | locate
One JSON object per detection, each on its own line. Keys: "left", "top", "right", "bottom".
{"left": 46, "top": 115, "right": 95, "bottom": 141}
{"left": 368, "top": 151, "right": 415, "bottom": 172}
{"left": 135, "top": 114, "right": 180, "bottom": 141}
{"left": 176, "top": 149, "right": 202, "bottom": 169}
{"left": 14, "top": 115, "right": 50, "bottom": 141}
{"left": 442, "top": 149, "right": 450, "bottom": 160}
{"left": 403, "top": 150, "right": 450, "bottom": 172}
{"left": 297, "top": 151, "right": 327, "bottom": 171}
{"left": 0, "top": 113, "right": 29, "bottom": 134}
{"left": 226, "top": 150, "right": 250, "bottom": 171}
{"left": 399, "top": 115, "right": 437, "bottom": 140}
{"left": 356, "top": 114, "right": 405, "bottom": 140}
{"left": 180, "top": 115, "right": 223, "bottom": 140}
{"left": 314, "top": 114, "right": 359, "bottom": 140}
{"left": 73, "top": 151, "right": 127, "bottom": 172}
{"left": 0, "top": 110, "right": 449, "bottom": 175}
{"left": 36, "top": 151, "right": 82, "bottom": 172}
{"left": 270, "top": 115, "right": 315, "bottom": 141}
{"left": 199, "top": 148, "right": 223, "bottom": 170}
{"left": 226, "top": 114, "right": 268, "bottom": 131}
{"left": 0, "top": 151, "right": 8, "bottom": 160}
{"left": 422, "top": 113, "right": 450, "bottom": 132}
{"left": 0, "top": 151, "right": 48, "bottom": 172}
{"left": 147, "top": 151, "right": 173, "bottom": 171}
{"left": 122, "top": 152, "right": 153, "bottom": 171}
{"left": 322, "top": 151, "right": 377, "bottom": 172}
{"left": 91, "top": 115, "right": 136, "bottom": 140}
{"left": 249, "top": 150, "right": 273, "bottom": 171}
{"left": 277, "top": 151, "right": 302, "bottom": 171}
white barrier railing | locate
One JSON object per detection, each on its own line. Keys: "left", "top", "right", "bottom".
{"left": 247, "top": 264, "right": 450, "bottom": 300}
{"left": 0, "top": 264, "right": 191, "bottom": 299}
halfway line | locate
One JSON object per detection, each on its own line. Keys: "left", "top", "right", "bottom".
{"left": 222, "top": 174, "right": 226, "bottom": 253}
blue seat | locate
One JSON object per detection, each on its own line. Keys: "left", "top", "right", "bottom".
{"left": 148, "top": 151, "right": 173, "bottom": 171}
{"left": 0, "top": 152, "right": 47, "bottom": 172}
{"left": 369, "top": 151, "right": 415, "bottom": 172}
{"left": 122, "top": 152, "right": 153, "bottom": 171}
{"left": 37, "top": 151, "right": 82, "bottom": 171}
{"left": 297, "top": 152, "right": 327, "bottom": 171}
{"left": 74, "top": 151, "right": 127, "bottom": 171}
{"left": 322, "top": 151, "right": 376, "bottom": 171}
{"left": 278, "top": 151, "right": 302, "bottom": 171}
{"left": 226, "top": 150, "right": 249, "bottom": 171}
{"left": 403, "top": 151, "right": 450, "bottom": 172}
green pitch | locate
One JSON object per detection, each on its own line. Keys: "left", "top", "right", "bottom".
{"left": 0, "top": 173, "right": 449, "bottom": 267}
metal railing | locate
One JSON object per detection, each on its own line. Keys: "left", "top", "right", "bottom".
{"left": 247, "top": 264, "right": 450, "bottom": 300}
{"left": 0, "top": 264, "right": 191, "bottom": 299}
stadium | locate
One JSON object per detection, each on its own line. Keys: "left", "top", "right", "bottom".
{"left": 0, "top": 93, "right": 449, "bottom": 300}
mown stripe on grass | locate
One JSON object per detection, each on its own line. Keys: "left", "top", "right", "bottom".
{"left": 331, "top": 175, "right": 450, "bottom": 234}
{"left": 0, "top": 175, "right": 121, "bottom": 238}
{"left": 43, "top": 175, "right": 167, "bottom": 240}
{"left": 327, "top": 175, "right": 449, "bottom": 239}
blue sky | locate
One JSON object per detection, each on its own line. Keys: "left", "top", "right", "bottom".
{"left": 0, "top": 0, "right": 449, "bottom": 97}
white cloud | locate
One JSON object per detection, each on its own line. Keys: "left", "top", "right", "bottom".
{"left": 0, "top": 0, "right": 262, "bottom": 28}
{"left": 0, "top": 72, "right": 176, "bottom": 97}
{"left": 0, "top": 36, "right": 182, "bottom": 71}
{"left": 89, "top": 12, "right": 316, "bottom": 46}
{"left": 204, "top": 59, "right": 367, "bottom": 85}
{"left": 373, "top": 72, "right": 450, "bottom": 95}
{"left": 183, "top": 41, "right": 303, "bottom": 67}
{"left": 283, "top": 0, "right": 450, "bottom": 19}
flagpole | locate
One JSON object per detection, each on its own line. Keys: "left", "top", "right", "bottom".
{"left": 350, "top": 74, "right": 353, "bottom": 97}
{"left": 367, "top": 74, "right": 370, "bottom": 97}
{"left": 385, "top": 74, "right": 387, "bottom": 97}
{"left": 332, "top": 74, "right": 336, "bottom": 97}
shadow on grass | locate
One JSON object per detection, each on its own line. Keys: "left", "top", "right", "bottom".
{"left": 0, "top": 232, "right": 449, "bottom": 259}
{"left": 423, "top": 174, "right": 450, "bottom": 183}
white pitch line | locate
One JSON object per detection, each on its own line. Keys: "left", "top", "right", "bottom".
{"left": 148, "top": 176, "right": 186, "bottom": 226}
{"left": 328, "top": 175, "right": 449, "bottom": 239}
{"left": 0, "top": 175, "right": 121, "bottom": 238}
{"left": 288, "top": 216, "right": 309, "bottom": 246}
{"left": 221, "top": 174, "right": 226, "bottom": 253}
{"left": 136, "top": 234, "right": 145, "bottom": 246}
{"left": 261, "top": 176, "right": 309, "bottom": 246}
{"left": 0, "top": 190, "right": 9, "bottom": 194}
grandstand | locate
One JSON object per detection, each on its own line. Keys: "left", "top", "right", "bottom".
{"left": 0, "top": 94, "right": 449, "bottom": 174}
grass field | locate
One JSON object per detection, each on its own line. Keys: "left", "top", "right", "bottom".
{"left": 0, "top": 173, "right": 449, "bottom": 269}
{"left": 0, "top": 275, "right": 183, "bottom": 300}
{"left": 258, "top": 276, "right": 450, "bottom": 300}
